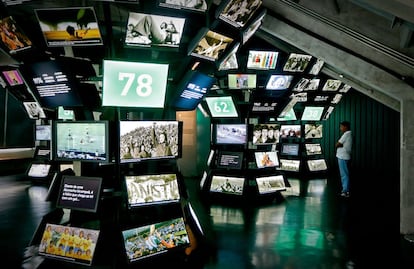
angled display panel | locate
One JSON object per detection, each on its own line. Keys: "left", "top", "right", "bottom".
{"left": 279, "top": 159, "right": 300, "bottom": 172}
{"left": 247, "top": 50, "right": 278, "bottom": 70}
{"left": 158, "top": 0, "right": 210, "bottom": 13}
{"left": 304, "top": 123, "right": 323, "bottom": 139}
{"left": 35, "top": 124, "right": 52, "bottom": 141}
{"left": 35, "top": 7, "right": 103, "bottom": 47}
{"left": 252, "top": 123, "right": 281, "bottom": 145}
{"left": 24, "top": 102, "right": 47, "bottom": 119}
{"left": 265, "top": 75, "right": 293, "bottom": 90}
{"left": 102, "top": 60, "right": 169, "bottom": 108}
{"left": 214, "top": 123, "right": 247, "bottom": 145}
{"left": 205, "top": 96, "right": 238, "bottom": 118}
{"left": 242, "top": 8, "right": 266, "bottom": 45}
{"left": 307, "top": 159, "right": 328, "bottom": 172}
{"left": 256, "top": 175, "right": 286, "bottom": 194}
{"left": 56, "top": 175, "right": 103, "bottom": 213}
{"left": 125, "top": 173, "right": 180, "bottom": 208}
{"left": 280, "top": 143, "right": 300, "bottom": 156}
{"left": 254, "top": 151, "right": 279, "bottom": 168}
{"left": 122, "top": 217, "right": 190, "bottom": 263}
{"left": 189, "top": 28, "right": 234, "bottom": 62}
{"left": 216, "top": 151, "right": 244, "bottom": 170}
{"left": 301, "top": 106, "right": 325, "bottom": 121}
{"left": 280, "top": 124, "right": 301, "bottom": 138}
{"left": 125, "top": 12, "right": 185, "bottom": 48}
{"left": 217, "top": 43, "right": 239, "bottom": 70}
{"left": 27, "top": 163, "right": 52, "bottom": 179}
{"left": 305, "top": 143, "right": 322, "bottom": 155}
{"left": 227, "top": 74, "right": 257, "bottom": 89}
{"left": 0, "top": 16, "right": 32, "bottom": 54}
{"left": 173, "top": 70, "right": 215, "bottom": 110}
{"left": 209, "top": 175, "right": 244, "bottom": 195}
{"left": 39, "top": 223, "right": 100, "bottom": 266}
{"left": 216, "top": 0, "right": 262, "bottom": 28}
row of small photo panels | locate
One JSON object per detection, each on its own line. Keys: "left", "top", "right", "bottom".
{"left": 211, "top": 122, "right": 323, "bottom": 147}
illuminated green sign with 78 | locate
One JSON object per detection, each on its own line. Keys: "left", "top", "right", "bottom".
{"left": 102, "top": 60, "right": 169, "bottom": 108}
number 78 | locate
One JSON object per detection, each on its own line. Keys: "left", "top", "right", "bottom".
{"left": 118, "top": 72, "right": 153, "bottom": 97}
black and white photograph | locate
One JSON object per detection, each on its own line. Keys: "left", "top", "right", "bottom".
{"left": 305, "top": 143, "right": 322, "bottom": 155}
{"left": 218, "top": 43, "right": 239, "bottom": 70}
{"left": 321, "top": 106, "right": 334, "bottom": 120}
{"left": 304, "top": 123, "right": 323, "bottom": 139}
{"left": 242, "top": 8, "right": 266, "bottom": 44}
{"left": 252, "top": 123, "right": 281, "bottom": 145}
{"left": 125, "top": 12, "right": 185, "bottom": 47}
{"left": 256, "top": 175, "right": 285, "bottom": 194}
{"left": 23, "top": 101, "right": 46, "bottom": 119}
{"left": 210, "top": 175, "right": 244, "bottom": 195}
{"left": 307, "top": 159, "right": 328, "bottom": 172}
{"left": 218, "top": 0, "right": 262, "bottom": 28}
{"left": 331, "top": 93, "right": 343, "bottom": 104}
{"left": 190, "top": 29, "right": 233, "bottom": 61}
{"left": 279, "top": 159, "right": 300, "bottom": 172}
{"left": 125, "top": 174, "right": 180, "bottom": 207}
{"left": 119, "top": 121, "right": 181, "bottom": 162}
{"left": 339, "top": 83, "right": 351, "bottom": 93}
{"left": 308, "top": 58, "right": 324, "bottom": 75}
{"left": 283, "top": 53, "right": 312, "bottom": 72}
{"left": 158, "top": 0, "right": 209, "bottom": 12}
{"left": 322, "top": 79, "right": 342, "bottom": 91}
{"left": 0, "top": 16, "right": 32, "bottom": 53}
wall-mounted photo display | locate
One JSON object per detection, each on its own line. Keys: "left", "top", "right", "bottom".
{"left": 0, "top": 16, "right": 32, "bottom": 54}
{"left": 158, "top": 0, "right": 210, "bottom": 13}
{"left": 188, "top": 28, "right": 234, "bottom": 62}
{"left": 283, "top": 53, "right": 312, "bottom": 72}
{"left": 322, "top": 79, "right": 342, "bottom": 91}
{"left": 35, "top": 7, "right": 103, "bottom": 47}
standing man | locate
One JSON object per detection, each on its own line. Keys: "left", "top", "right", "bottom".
{"left": 336, "top": 121, "right": 352, "bottom": 197}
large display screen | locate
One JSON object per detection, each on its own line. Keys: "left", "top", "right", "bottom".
{"left": 216, "top": 0, "right": 262, "bottom": 28}
{"left": 102, "top": 60, "right": 169, "bottom": 108}
{"left": 39, "top": 223, "right": 100, "bottom": 266}
{"left": 125, "top": 173, "right": 180, "bottom": 208}
{"left": 214, "top": 123, "right": 247, "bottom": 145}
{"left": 256, "top": 175, "right": 286, "bottom": 194}
{"left": 252, "top": 123, "right": 281, "bottom": 145}
{"left": 125, "top": 12, "right": 185, "bottom": 48}
{"left": 35, "top": 7, "right": 103, "bottom": 47}
{"left": 122, "top": 217, "right": 190, "bottom": 263}
{"left": 209, "top": 175, "right": 244, "bottom": 195}
{"left": 205, "top": 96, "right": 238, "bottom": 118}
{"left": 173, "top": 70, "right": 215, "bottom": 110}
{"left": 53, "top": 121, "right": 109, "bottom": 163}
{"left": 254, "top": 151, "right": 279, "bottom": 169}
{"left": 21, "top": 60, "right": 83, "bottom": 108}
{"left": 119, "top": 120, "right": 182, "bottom": 163}
{"left": 56, "top": 175, "right": 102, "bottom": 213}
{"left": 227, "top": 74, "right": 257, "bottom": 89}
{"left": 216, "top": 151, "right": 244, "bottom": 170}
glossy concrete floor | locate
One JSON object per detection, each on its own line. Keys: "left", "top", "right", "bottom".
{"left": 1, "top": 172, "right": 414, "bottom": 269}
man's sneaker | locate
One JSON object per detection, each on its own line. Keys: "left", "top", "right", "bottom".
{"left": 340, "top": 192, "right": 350, "bottom": 198}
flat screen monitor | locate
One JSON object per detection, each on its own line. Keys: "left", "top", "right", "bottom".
{"left": 265, "top": 75, "right": 293, "bottom": 90}
{"left": 247, "top": 50, "right": 278, "bottom": 70}
{"left": 102, "top": 60, "right": 169, "bottom": 108}
{"left": 209, "top": 175, "right": 244, "bottom": 195}
{"left": 214, "top": 123, "right": 247, "bottom": 145}
{"left": 0, "top": 16, "right": 32, "bottom": 54}
{"left": 254, "top": 151, "right": 279, "bottom": 168}
{"left": 256, "top": 175, "right": 286, "bottom": 194}
{"left": 216, "top": 0, "right": 262, "bottom": 28}
{"left": 23, "top": 102, "right": 47, "bottom": 119}
{"left": 122, "top": 217, "right": 190, "bottom": 263}
{"left": 279, "top": 159, "right": 300, "bottom": 172}
{"left": 53, "top": 121, "right": 110, "bottom": 163}
{"left": 227, "top": 74, "right": 257, "bottom": 89}
{"left": 301, "top": 106, "right": 325, "bottom": 121}
{"left": 21, "top": 60, "right": 83, "bottom": 108}
{"left": 2, "top": 68, "right": 25, "bottom": 87}
{"left": 35, "top": 125, "right": 52, "bottom": 141}
{"left": 304, "top": 123, "right": 323, "bottom": 139}
{"left": 252, "top": 123, "right": 281, "bottom": 145}
{"left": 305, "top": 143, "right": 322, "bottom": 155}
{"left": 27, "top": 163, "right": 52, "bottom": 178}
{"left": 280, "top": 143, "right": 300, "bottom": 156}
{"left": 283, "top": 53, "right": 312, "bottom": 72}
{"left": 125, "top": 12, "right": 185, "bottom": 48}
{"left": 56, "top": 175, "right": 102, "bottom": 213}
{"left": 189, "top": 28, "right": 234, "bottom": 62}
{"left": 34, "top": 7, "right": 103, "bottom": 47}
{"left": 280, "top": 124, "right": 301, "bottom": 138}
{"left": 158, "top": 0, "right": 210, "bottom": 13}
{"left": 125, "top": 173, "right": 180, "bottom": 208}
{"left": 39, "top": 223, "right": 100, "bottom": 266}
{"left": 173, "top": 70, "right": 215, "bottom": 110}
{"left": 119, "top": 120, "right": 182, "bottom": 163}
{"left": 205, "top": 96, "right": 238, "bottom": 118}
{"left": 216, "top": 151, "right": 244, "bottom": 170}
{"left": 307, "top": 159, "right": 328, "bottom": 172}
